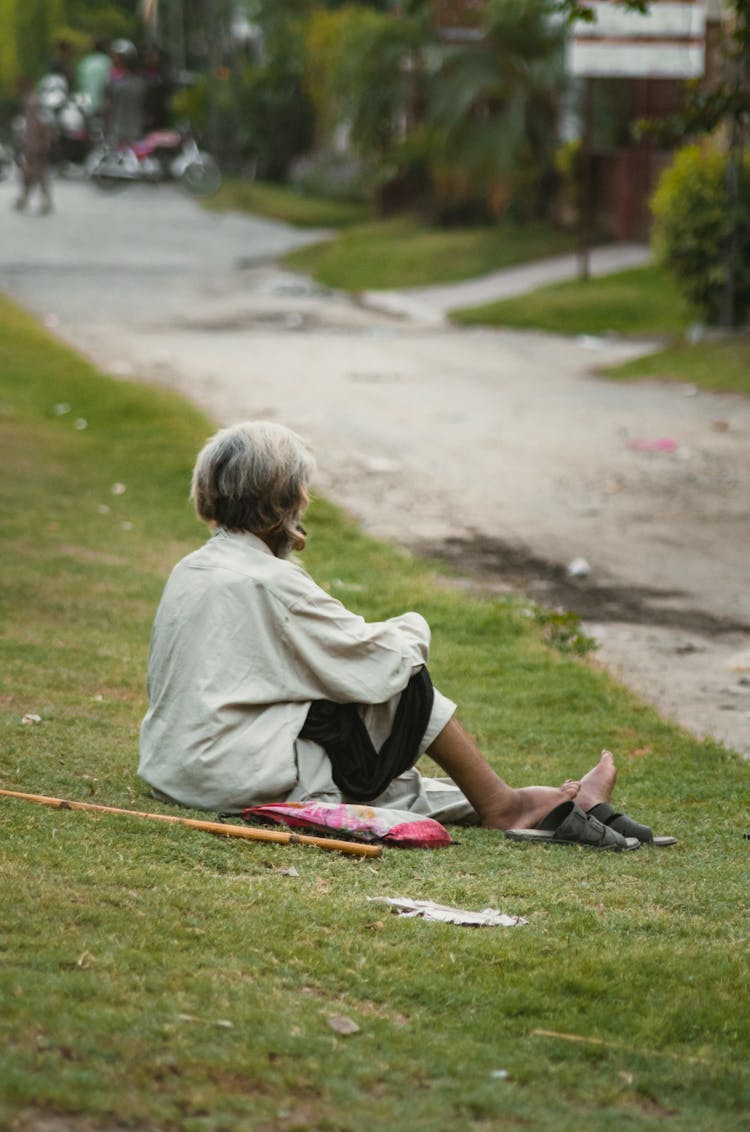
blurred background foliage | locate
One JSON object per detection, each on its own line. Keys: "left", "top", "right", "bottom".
{"left": 0, "top": 0, "right": 571, "bottom": 220}
{"left": 1, "top": 1, "right": 749, "bottom": 322}
{"left": 0, "top": 0, "right": 136, "bottom": 119}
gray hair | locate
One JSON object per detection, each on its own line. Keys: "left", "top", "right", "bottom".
{"left": 191, "top": 421, "right": 316, "bottom": 553}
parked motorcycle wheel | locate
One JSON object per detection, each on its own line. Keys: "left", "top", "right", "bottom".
{"left": 179, "top": 154, "right": 221, "bottom": 197}
{"left": 87, "top": 147, "right": 134, "bottom": 191}
{"left": 91, "top": 169, "right": 128, "bottom": 191}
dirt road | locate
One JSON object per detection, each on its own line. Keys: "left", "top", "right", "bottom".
{"left": 2, "top": 178, "right": 749, "bottom": 757}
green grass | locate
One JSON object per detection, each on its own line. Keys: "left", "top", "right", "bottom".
{"left": 452, "top": 263, "right": 750, "bottom": 398}
{"left": 203, "top": 180, "right": 749, "bottom": 400}
{"left": 282, "top": 215, "right": 578, "bottom": 291}
{"left": 604, "top": 334, "right": 750, "bottom": 395}
{"left": 451, "top": 264, "right": 694, "bottom": 337}
{"left": 203, "top": 178, "right": 372, "bottom": 229}
{"left": 1, "top": 293, "right": 749, "bottom": 1131}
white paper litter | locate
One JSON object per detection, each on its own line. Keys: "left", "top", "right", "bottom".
{"left": 368, "top": 897, "right": 526, "bottom": 927}
{"left": 566, "top": 556, "right": 591, "bottom": 578}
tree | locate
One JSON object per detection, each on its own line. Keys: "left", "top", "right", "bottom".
{"left": 307, "top": 0, "right": 566, "bottom": 221}
{"left": 640, "top": 3, "right": 750, "bottom": 327}
{"left": 328, "top": 6, "right": 432, "bottom": 161}
{"left": 651, "top": 145, "right": 750, "bottom": 326}
{"left": 170, "top": 0, "right": 316, "bottom": 177}
{"left": 427, "top": 0, "right": 565, "bottom": 218}
{"left": 2, "top": 0, "right": 65, "bottom": 84}
{"left": 555, "top": 0, "right": 750, "bottom": 326}
{"left": 0, "top": 0, "right": 137, "bottom": 119}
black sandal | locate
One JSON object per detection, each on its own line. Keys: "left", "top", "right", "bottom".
{"left": 505, "top": 800, "right": 641, "bottom": 851}
{"left": 587, "top": 802, "right": 676, "bottom": 847}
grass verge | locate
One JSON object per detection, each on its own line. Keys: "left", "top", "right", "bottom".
{"left": 452, "top": 263, "right": 750, "bottom": 398}
{"left": 1, "top": 294, "right": 749, "bottom": 1131}
{"left": 281, "top": 215, "right": 578, "bottom": 291}
{"left": 203, "top": 178, "right": 371, "bottom": 229}
{"left": 451, "top": 264, "right": 693, "bottom": 338}
{"left": 603, "top": 334, "right": 750, "bottom": 396}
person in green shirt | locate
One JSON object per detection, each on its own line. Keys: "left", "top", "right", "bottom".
{"left": 76, "top": 39, "right": 111, "bottom": 116}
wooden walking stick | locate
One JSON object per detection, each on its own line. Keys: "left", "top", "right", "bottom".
{"left": 0, "top": 789, "right": 383, "bottom": 858}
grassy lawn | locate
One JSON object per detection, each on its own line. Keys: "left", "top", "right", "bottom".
{"left": 203, "top": 178, "right": 372, "bottom": 229}
{"left": 281, "top": 215, "right": 578, "bottom": 291}
{"left": 202, "top": 179, "right": 749, "bottom": 400}
{"left": 204, "top": 183, "right": 578, "bottom": 293}
{"left": 1, "top": 294, "right": 749, "bottom": 1131}
{"left": 604, "top": 334, "right": 750, "bottom": 396}
{"left": 451, "top": 264, "right": 694, "bottom": 337}
{"left": 452, "top": 263, "right": 750, "bottom": 398}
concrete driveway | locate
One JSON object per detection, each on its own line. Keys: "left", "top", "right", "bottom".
{"left": 2, "top": 177, "right": 749, "bottom": 757}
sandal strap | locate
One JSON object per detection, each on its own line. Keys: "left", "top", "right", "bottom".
{"left": 541, "top": 802, "right": 631, "bottom": 848}
{"left": 536, "top": 799, "right": 576, "bottom": 831}
{"left": 588, "top": 802, "right": 654, "bottom": 843}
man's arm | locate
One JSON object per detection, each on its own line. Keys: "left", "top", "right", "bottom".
{"left": 277, "top": 584, "right": 431, "bottom": 706}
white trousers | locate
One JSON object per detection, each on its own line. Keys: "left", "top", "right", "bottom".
{"left": 288, "top": 686, "right": 479, "bottom": 825}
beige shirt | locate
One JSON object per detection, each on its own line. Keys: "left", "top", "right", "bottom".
{"left": 138, "top": 529, "right": 438, "bottom": 811}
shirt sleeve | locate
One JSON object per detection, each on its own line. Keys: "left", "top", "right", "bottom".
{"left": 273, "top": 573, "right": 431, "bottom": 706}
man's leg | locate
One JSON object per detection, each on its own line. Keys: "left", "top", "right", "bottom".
{"left": 38, "top": 169, "right": 53, "bottom": 214}
{"left": 427, "top": 716, "right": 616, "bottom": 830}
{"left": 14, "top": 169, "right": 29, "bottom": 210}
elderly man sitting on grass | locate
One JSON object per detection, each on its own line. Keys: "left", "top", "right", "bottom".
{"left": 138, "top": 421, "right": 674, "bottom": 851}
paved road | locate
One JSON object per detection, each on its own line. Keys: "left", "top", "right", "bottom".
{"left": 2, "top": 177, "right": 749, "bottom": 756}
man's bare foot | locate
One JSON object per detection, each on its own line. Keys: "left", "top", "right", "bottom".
{"left": 575, "top": 750, "right": 617, "bottom": 811}
{"left": 479, "top": 753, "right": 616, "bottom": 830}
{"left": 481, "top": 782, "right": 578, "bottom": 831}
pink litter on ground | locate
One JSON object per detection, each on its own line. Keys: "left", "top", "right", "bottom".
{"left": 241, "top": 801, "right": 453, "bottom": 848}
{"left": 626, "top": 437, "right": 679, "bottom": 452}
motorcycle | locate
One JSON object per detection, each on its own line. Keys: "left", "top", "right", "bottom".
{"left": 86, "top": 123, "right": 222, "bottom": 197}
{"left": 20, "top": 73, "right": 100, "bottom": 172}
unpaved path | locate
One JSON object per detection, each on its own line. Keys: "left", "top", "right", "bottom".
{"left": 2, "top": 178, "right": 749, "bottom": 757}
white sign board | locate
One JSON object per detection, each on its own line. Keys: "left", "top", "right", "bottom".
{"left": 569, "top": 1, "right": 707, "bottom": 79}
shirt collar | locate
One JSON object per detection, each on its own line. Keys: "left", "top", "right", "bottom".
{"left": 214, "top": 528, "right": 274, "bottom": 557}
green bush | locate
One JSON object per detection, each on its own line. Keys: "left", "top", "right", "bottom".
{"left": 172, "top": 61, "right": 315, "bottom": 179}
{"left": 651, "top": 144, "right": 750, "bottom": 327}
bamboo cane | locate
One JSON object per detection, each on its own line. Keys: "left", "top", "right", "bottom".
{"left": 0, "top": 789, "right": 383, "bottom": 858}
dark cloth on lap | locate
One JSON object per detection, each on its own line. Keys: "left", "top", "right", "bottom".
{"left": 299, "top": 667, "right": 435, "bottom": 802}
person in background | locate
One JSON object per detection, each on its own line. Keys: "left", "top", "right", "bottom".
{"left": 77, "top": 38, "right": 112, "bottom": 118}
{"left": 103, "top": 40, "right": 146, "bottom": 144}
{"left": 13, "top": 75, "right": 53, "bottom": 215}
{"left": 48, "top": 39, "right": 74, "bottom": 87}
{"left": 141, "top": 46, "right": 173, "bottom": 132}
{"left": 107, "top": 41, "right": 130, "bottom": 84}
